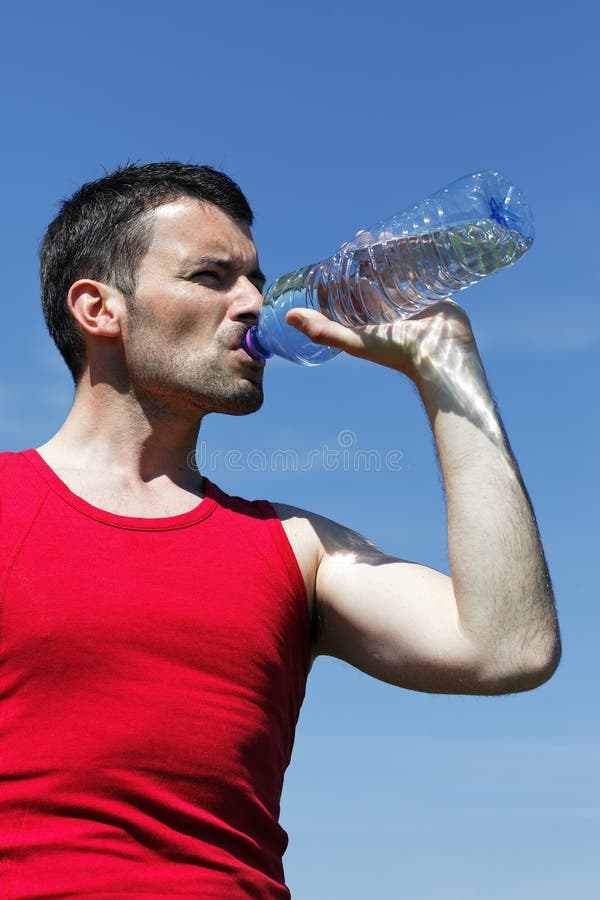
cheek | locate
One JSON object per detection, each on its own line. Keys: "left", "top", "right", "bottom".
{"left": 167, "top": 302, "right": 226, "bottom": 341}
{"left": 130, "top": 306, "right": 209, "bottom": 344}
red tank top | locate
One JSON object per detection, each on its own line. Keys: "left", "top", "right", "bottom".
{"left": 0, "top": 450, "right": 310, "bottom": 899}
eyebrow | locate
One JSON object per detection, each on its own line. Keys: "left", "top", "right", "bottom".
{"left": 184, "top": 255, "right": 266, "bottom": 285}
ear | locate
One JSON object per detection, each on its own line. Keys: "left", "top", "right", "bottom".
{"left": 67, "top": 279, "right": 125, "bottom": 339}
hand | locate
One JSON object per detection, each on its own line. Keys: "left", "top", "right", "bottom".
{"left": 285, "top": 300, "right": 478, "bottom": 384}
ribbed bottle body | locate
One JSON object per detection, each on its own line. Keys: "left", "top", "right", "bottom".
{"left": 325, "top": 218, "right": 532, "bottom": 327}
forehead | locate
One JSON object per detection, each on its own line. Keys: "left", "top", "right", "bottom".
{"left": 143, "top": 199, "right": 257, "bottom": 266}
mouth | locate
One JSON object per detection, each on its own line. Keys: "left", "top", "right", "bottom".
{"left": 228, "top": 328, "right": 266, "bottom": 366}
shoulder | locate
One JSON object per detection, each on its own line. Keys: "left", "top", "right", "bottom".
{"left": 270, "top": 502, "right": 386, "bottom": 612}
{"left": 270, "top": 502, "right": 324, "bottom": 559}
{"left": 0, "top": 450, "right": 52, "bottom": 541}
{"left": 0, "top": 450, "right": 20, "bottom": 467}
{"left": 270, "top": 504, "right": 324, "bottom": 620}
{"left": 271, "top": 502, "right": 383, "bottom": 562}
{"left": 0, "top": 450, "right": 29, "bottom": 482}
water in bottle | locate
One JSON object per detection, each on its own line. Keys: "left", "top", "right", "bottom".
{"left": 243, "top": 171, "right": 534, "bottom": 365}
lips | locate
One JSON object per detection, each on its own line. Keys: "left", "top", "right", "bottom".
{"left": 223, "top": 326, "right": 251, "bottom": 351}
{"left": 224, "top": 331, "right": 266, "bottom": 369}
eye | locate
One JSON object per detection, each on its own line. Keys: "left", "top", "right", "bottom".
{"left": 191, "top": 270, "right": 220, "bottom": 283}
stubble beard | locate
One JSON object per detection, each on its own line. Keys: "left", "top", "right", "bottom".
{"left": 127, "top": 337, "right": 264, "bottom": 419}
{"left": 187, "top": 351, "right": 264, "bottom": 416}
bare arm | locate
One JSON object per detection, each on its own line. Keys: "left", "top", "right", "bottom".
{"left": 281, "top": 302, "right": 560, "bottom": 695}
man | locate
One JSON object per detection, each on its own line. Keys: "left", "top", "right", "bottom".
{"left": 0, "top": 162, "right": 560, "bottom": 898}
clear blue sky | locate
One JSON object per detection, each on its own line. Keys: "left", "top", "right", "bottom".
{"left": 1, "top": 1, "right": 598, "bottom": 896}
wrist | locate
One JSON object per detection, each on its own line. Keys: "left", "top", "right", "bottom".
{"left": 411, "top": 334, "right": 487, "bottom": 398}
{"left": 414, "top": 343, "right": 511, "bottom": 457}
{"left": 415, "top": 334, "right": 493, "bottom": 407}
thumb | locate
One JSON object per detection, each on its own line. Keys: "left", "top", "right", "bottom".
{"left": 285, "top": 308, "right": 367, "bottom": 354}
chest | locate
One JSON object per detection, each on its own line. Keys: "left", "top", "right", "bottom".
{"left": 1, "top": 505, "right": 304, "bottom": 700}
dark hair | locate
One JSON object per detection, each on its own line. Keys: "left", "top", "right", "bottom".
{"left": 40, "top": 161, "right": 254, "bottom": 381}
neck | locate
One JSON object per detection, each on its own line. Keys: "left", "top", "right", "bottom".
{"left": 38, "top": 371, "right": 205, "bottom": 494}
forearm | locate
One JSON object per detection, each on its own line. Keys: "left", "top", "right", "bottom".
{"left": 416, "top": 343, "right": 560, "bottom": 690}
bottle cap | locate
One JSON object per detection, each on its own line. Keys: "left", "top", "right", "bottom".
{"left": 243, "top": 326, "right": 272, "bottom": 362}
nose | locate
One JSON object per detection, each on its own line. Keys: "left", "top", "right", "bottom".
{"left": 233, "top": 276, "right": 264, "bottom": 321}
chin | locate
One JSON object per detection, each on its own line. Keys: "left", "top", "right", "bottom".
{"left": 203, "top": 383, "right": 264, "bottom": 417}
{"left": 227, "top": 390, "right": 264, "bottom": 417}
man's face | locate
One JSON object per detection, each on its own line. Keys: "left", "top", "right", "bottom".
{"left": 121, "top": 198, "right": 266, "bottom": 417}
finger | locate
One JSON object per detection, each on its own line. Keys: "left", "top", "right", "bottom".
{"left": 285, "top": 308, "right": 369, "bottom": 355}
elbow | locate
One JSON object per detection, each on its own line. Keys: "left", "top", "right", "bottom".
{"left": 521, "top": 633, "right": 562, "bottom": 690}
{"left": 507, "top": 651, "right": 560, "bottom": 694}
{"left": 484, "top": 632, "right": 562, "bottom": 695}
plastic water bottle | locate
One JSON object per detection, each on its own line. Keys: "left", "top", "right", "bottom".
{"left": 243, "top": 171, "right": 534, "bottom": 365}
